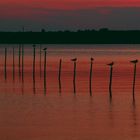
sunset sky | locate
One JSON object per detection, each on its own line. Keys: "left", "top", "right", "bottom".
{"left": 0, "top": 0, "right": 140, "bottom": 31}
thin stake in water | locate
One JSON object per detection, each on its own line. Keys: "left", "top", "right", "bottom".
{"left": 107, "top": 62, "right": 114, "bottom": 99}
{"left": 43, "top": 48, "right": 47, "bottom": 95}
{"left": 89, "top": 57, "right": 94, "bottom": 96}
{"left": 130, "top": 59, "right": 138, "bottom": 100}
{"left": 4, "top": 48, "right": 7, "bottom": 80}
{"left": 22, "top": 44, "right": 24, "bottom": 82}
{"left": 71, "top": 58, "right": 77, "bottom": 94}
{"left": 33, "top": 44, "right": 36, "bottom": 80}
{"left": 18, "top": 45, "right": 21, "bottom": 79}
{"left": 58, "top": 59, "right": 62, "bottom": 94}
{"left": 21, "top": 24, "right": 24, "bottom": 84}
{"left": 13, "top": 47, "right": 15, "bottom": 81}
{"left": 40, "top": 45, "right": 42, "bottom": 78}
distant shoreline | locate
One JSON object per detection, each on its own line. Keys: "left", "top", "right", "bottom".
{"left": 0, "top": 29, "right": 140, "bottom": 44}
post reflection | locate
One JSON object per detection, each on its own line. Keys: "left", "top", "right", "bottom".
{"left": 132, "top": 98, "right": 136, "bottom": 109}
{"left": 131, "top": 99, "right": 138, "bottom": 138}
{"left": 22, "top": 82, "right": 24, "bottom": 95}
{"left": 108, "top": 98, "right": 114, "bottom": 127}
{"left": 133, "top": 95, "right": 135, "bottom": 105}
{"left": 44, "top": 74, "right": 47, "bottom": 95}
{"left": 59, "top": 80, "right": 62, "bottom": 95}
{"left": 109, "top": 93, "right": 112, "bottom": 105}
{"left": 33, "top": 75, "right": 36, "bottom": 95}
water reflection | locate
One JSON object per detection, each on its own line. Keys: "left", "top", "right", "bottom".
{"left": 33, "top": 76, "right": 36, "bottom": 95}
{"left": 22, "top": 82, "right": 24, "bottom": 95}
{"left": 133, "top": 94, "right": 136, "bottom": 104}
{"left": 108, "top": 98, "right": 114, "bottom": 128}
{"left": 131, "top": 99, "right": 138, "bottom": 138}
{"left": 109, "top": 93, "right": 112, "bottom": 105}
{"left": 59, "top": 80, "right": 62, "bottom": 95}
{"left": 0, "top": 45, "right": 140, "bottom": 140}
{"left": 44, "top": 76, "right": 47, "bottom": 95}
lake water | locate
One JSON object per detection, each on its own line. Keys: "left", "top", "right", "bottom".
{"left": 0, "top": 44, "right": 140, "bottom": 140}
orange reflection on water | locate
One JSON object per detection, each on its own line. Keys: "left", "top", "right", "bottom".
{"left": 0, "top": 45, "right": 140, "bottom": 140}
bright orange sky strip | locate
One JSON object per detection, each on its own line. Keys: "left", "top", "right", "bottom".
{"left": 1, "top": 0, "right": 140, "bottom": 10}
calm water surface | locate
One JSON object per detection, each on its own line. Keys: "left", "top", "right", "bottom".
{"left": 0, "top": 45, "right": 140, "bottom": 140}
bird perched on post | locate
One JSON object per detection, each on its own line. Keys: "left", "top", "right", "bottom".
{"left": 107, "top": 62, "right": 114, "bottom": 66}
{"left": 91, "top": 57, "right": 94, "bottom": 61}
{"left": 33, "top": 44, "right": 36, "bottom": 48}
{"left": 43, "top": 48, "right": 47, "bottom": 51}
{"left": 71, "top": 58, "right": 77, "bottom": 61}
{"left": 130, "top": 59, "right": 138, "bottom": 64}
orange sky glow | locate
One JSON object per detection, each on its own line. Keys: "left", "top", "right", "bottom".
{"left": 0, "top": 0, "right": 140, "bottom": 30}
{"left": 1, "top": 0, "right": 140, "bottom": 10}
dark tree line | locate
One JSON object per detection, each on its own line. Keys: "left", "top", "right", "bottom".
{"left": 0, "top": 29, "right": 140, "bottom": 44}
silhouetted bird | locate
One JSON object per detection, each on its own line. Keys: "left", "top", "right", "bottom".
{"left": 71, "top": 58, "right": 77, "bottom": 61}
{"left": 33, "top": 44, "right": 36, "bottom": 48}
{"left": 107, "top": 62, "right": 114, "bottom": 66}
{"left": 130, "top": 59, "right": 138, "bottom": 64}
{"left": 43, "top": 48, "right": 47, "bottom": 51}
{"left": 91, "top": 57, "right": 94, "bottom": 61}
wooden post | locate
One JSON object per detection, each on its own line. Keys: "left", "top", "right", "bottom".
{"left": 40, "top": 45, "right": 42, "bottom": 78}
{"left": 89, "top": 58, "right": 94, "bottom": 96}
{"left": 133, "top": 63, "right": 136, "bottom": 97}
{"left": 43, "top": 48, "right": 47, "bottom": 95}
{"left": 32, "top": 45, "right": 36, "bottom": 94}
{"left": 13, "top": 47, "right": 15, "bottom": 81}
{"left": 4, "top": 48, "right": 7, "bottom": 80}
{"left": 71, "top": 58, "right": 77, "bottom": 94}
{"left": 18, "top": 45, "right": 21, "bottom": 79}
{"left": 22, "top": 45, "right": 24, "bottom": 82}
{"left": 107, "top": 62, "right": 114, "bottom": 99}
{"left": 58, "top": 59, "right": 62, "bottom": 93}
{"left": 130, "top": 60, "right": 138, "bottom": 100}
{"left": 44, "top": 51, "right": 46, "bottom": 78}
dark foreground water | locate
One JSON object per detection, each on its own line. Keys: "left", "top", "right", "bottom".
{"left": 0, "top": 45, "right": 140, "bottom": 140}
